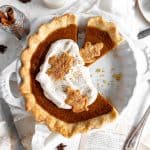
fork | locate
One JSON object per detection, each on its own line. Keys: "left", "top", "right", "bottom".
{"left": 124, "top": 105, "right": 150, "bottom": 150}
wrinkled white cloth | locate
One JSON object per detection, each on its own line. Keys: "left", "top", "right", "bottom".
{"left": 0, "top": 0, "right": 150, "bottom": 150}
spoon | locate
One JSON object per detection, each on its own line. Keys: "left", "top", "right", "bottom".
{"left": 124, "top": 105, "right": 150, "bottom": 150}
{"left": 124, "top": 76, "right": 150, "bottom": 150}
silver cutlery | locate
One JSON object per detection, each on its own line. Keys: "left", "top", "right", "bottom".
{"left": 137, "top": 0, "right": 150, "bottom": 23}
{"left": 124, "top": 105, "right": 150, "bottom": 150}
{"left": 0, "top": 99, "right": 24, "bottom": 150}
{"left": 138, "top": 28, "right": 150, "bottom": 39}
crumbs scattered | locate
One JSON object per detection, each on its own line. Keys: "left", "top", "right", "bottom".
{"left": 95, "top": 68, "right": 101, "bottom": 72}
{"left": 111, "top": 67, "right": 115, "bottom": 71}
{"left": 103, "top": 80, "right": 107, "bottom": 84}
{"left": 100, "top": 74, "right": 104, "bottom": 77}
{"left": 95, "top": 68, "right": 104, "bottom": 73}
{"left": 112, "top": 73, "right": 122, "bottom": 81}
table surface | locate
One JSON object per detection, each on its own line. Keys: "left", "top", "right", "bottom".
{"left": 0, "top": 0, "right": 150, "bottom": 150}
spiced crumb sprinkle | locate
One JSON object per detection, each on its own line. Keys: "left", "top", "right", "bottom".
{"left": 56, "top": 143, "right": 67, "bottom": 150}
{"left": 0, "top": 45, "right": 7, "bottom": 54}
{"left": 112, "top": 73, "right": 122, "bottom": 81}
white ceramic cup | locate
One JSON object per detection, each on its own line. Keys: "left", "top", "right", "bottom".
{"left": 43, "top": 0, "right": 66, "bottom": 9}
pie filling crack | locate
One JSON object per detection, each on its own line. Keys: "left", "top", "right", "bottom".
{"left": 20, "top": 14, "right": 123, "bottom": 137}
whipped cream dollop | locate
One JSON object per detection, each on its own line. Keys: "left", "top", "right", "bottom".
{"left": 36, "top": 39, "right": 98, "bottom": 109}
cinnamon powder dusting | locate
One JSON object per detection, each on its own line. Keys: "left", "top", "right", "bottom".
{"left": 46, "top": 52, "right": 74, "bottom": 80}
{"left": 65, "top": 87, "right": 88, "bottom": 113}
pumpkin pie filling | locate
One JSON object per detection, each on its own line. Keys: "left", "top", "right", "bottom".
{"left": 30, "top": 25, "right": 113, "bottom": 123}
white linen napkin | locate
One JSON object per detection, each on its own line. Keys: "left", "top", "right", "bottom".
{"left": 0, "top": 0, "right": 150, "bottom": 150}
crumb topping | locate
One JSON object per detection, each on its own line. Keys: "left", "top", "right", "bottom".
{"left": 47, "top": 52, "right": 74, "bottom": 80}
{"left": 65, "top": 87, "right": 88, "bottom": 113}
{"left": 112, "top": 73, "right": 122, "bottom": 81}
{"left": 80, "top": 42, "right": 103, "bottom": 64}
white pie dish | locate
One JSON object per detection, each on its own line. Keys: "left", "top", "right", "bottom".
{"left": 0, "top": 13, "right": 138, "bottom": 114}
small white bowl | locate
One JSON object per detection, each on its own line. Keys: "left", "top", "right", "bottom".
{"left": 43, "top": 0, "right": 66, "bottom": 9}
{"left": 138, "top": 0, "right": 150, "bottom": 23}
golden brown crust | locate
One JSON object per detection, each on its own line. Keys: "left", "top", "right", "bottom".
{"left": 25, "top": 94, "right": 118, "bottom": 137}
{"left": 87, "top": 16, "right": 123, "bottom": 46}
{"left": 20, "top": 14, "right": 118, "bottom": 137}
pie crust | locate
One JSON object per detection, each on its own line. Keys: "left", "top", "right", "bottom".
{"left": 87, "top": 16, "right": 123, "bottom": 45}
{"left": 20, "top": 14, "right": 119, "bottom": 137}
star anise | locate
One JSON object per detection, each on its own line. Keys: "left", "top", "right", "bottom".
{"left": 0, "top": 45, "right": 7, "bottom": 54}
{"left": 56, "top": 143, "right": 67, "bottom": 150}
{"left": 18, "top": 0, "right": 31, "bottom": 3}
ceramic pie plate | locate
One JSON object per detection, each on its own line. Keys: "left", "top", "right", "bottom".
{"left": 25, "top": 13, "right": 137, "bottom": 113}
{"left": 0, "top": 13, "right": 137, "bottom": 115}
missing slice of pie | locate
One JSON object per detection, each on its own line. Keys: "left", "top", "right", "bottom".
{"left": 20, "top": 14, "right": 122, "bottom": 137}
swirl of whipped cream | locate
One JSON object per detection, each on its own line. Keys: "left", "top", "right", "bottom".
{"left": 36, "top": 39, "right": 98, "bottom": 109}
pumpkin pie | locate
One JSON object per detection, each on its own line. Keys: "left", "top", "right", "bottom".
{"left": 20, "top": 14, "right": 122, "bottom": 137}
